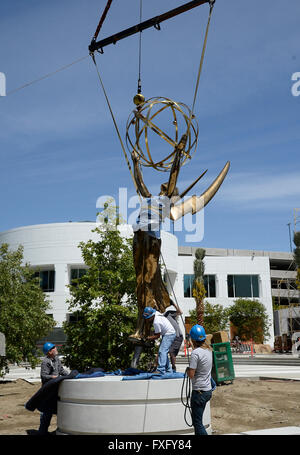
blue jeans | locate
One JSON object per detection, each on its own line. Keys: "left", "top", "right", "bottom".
{"left": 38, "top": 410, "right": 53, "bottom": 434}
{"left": 157, "top": 333, "right": 176, "bottom": 374}
{"left": 191, "top": 390, "right": 212, "bottom": 435}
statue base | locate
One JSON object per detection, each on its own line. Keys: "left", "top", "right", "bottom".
{"left": 56, "top": 376, "right": 211, "bottom": 435}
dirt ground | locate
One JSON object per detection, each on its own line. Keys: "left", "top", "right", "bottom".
{"left": 211, "top": 378, "right": 300, "bottom": 434}
{"left": 1, "top": 377, "right": 300, "bottom": 435}
{"left": 0, "top": 379, "right": 57, "bottom": 435}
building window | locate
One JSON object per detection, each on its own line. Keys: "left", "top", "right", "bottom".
{"left": 227, "top": 275, "right": 259, "bottom": 298}
{"left": 70, "top": 268, "right": 87, "bottom": 286}
{"left": 34, "top": 270, "right": 55, "bottom": 292}
{"left": 184, "top": 274, "right": 216, "bottom": 298}
{"left": 184, "top": 275, "right": 193, "bottom": 297}
{"left": 67, "top": 313, "right": 85, "bottom": 323}
{"left": 204, "top": 275, "right": 216, "bottom": 298}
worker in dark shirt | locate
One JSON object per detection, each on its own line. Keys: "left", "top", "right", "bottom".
{"left": 38, "top": 342, "right": 68, "bottom": 434}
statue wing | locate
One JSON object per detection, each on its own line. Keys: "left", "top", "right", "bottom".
{"left": 170, "top": 161, "right": 230, "bottom": 221}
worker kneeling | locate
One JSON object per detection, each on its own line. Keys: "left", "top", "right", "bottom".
{"left": 143, "top": 307, "right": 176, "bottom": 374}
{"left": 187, "top": 324, "right": 213, "bottom": 435}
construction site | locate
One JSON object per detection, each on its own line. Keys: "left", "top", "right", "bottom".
{"left": 1, "top": 0, "right": 300, "bottom": 440}
{"left": 1, "top": 353, "right": 300, "bottom": 436}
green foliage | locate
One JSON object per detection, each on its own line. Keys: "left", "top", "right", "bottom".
{"left": 189, "top": 301, "right": 229, "bottom": 334}
{"left": 294, "top": 231, "right": 300, "bottom": 248}
{"left": 62, "top": 304, "right": 137, "bottom": 372}
{"left": 62, "top": 223, "right": 139, "bottom": 372}
{"left": 226, "top": 298, "right": 270, "bottom": 343}
{"left": 0, "top": 244, "right": 55, "bottom": 375}
{"left": 193, "top": 248, "right": 206, "bottom": 325}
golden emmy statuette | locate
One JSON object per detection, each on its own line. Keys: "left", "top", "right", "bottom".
{"left": 127, "top": 95, "right": 230, "bottom": 344}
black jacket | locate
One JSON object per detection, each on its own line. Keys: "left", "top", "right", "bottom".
{"left": 25, "top": 370, "right": 79, "bottom": 414}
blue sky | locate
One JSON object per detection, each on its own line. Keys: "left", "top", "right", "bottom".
{"left": 0, "top": 0, "right": 299, "bottom": 252}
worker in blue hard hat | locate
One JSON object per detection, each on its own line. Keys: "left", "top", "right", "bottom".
{"left": 38, "top": 342, "right": 69, "bottom": 434}
{"left": 40, "top": 342, "right": 68, "bottom": 384}
{"left": 186, "top": 324, "right": 214, "bottom": 435}
{"left": 143, "top": 306, "right": 176, "bottom": 374}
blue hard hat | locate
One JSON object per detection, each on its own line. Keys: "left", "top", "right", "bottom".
{"left": 43, "top": 342, "right": 55, "bottom": 355}
{"left": 143, "top": 307, "right": 156, "bottom": 319}
{"left": 189, "top": 324, "right": 206, "bottom": 341}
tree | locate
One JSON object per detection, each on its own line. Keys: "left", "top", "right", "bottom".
{"left": 192, "top": 248, "right": 206, "bottom": 326}
{"left": 189, "top": 301, "right": 229, "bottom": 334}
{"left": 0, "top": 243, "right": 55, "bottom": 376}
{"left": 62, "top": 219, "right": 140, "bottom": 372}
{"left": 226, "top": 298, "right": 270, "bottom": 343}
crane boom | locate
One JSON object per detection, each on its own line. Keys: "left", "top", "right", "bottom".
{"left": 89, "top": 0, "right": 211, "bottom": 54}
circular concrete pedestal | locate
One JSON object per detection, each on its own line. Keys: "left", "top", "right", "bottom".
{"left": 57, "top": 376, "right": 211, "bottom": 435}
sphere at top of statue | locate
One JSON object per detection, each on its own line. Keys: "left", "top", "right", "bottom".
{"left": 126, "top": 96, "right": 199, "bottom": 172}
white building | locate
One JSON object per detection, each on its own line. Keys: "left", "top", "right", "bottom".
{"left": 0, "top": 221, "right": 295, "bottom": 348}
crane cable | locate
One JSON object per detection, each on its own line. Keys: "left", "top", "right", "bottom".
{"left": 89, "top": 0, "right": 141, "bottom": 198}
{"left": 181, "top": 368, "right": 194, "bottom": 427}
{"left": 1, "top": 55, "right": 89, "bottom": 98}
{"left": 185, "top": 0, "right": 215, "bottom": 141}
{"left": 137, "top": 0, "right": 143, "bottom": 94}
{"left": 90, "top": 53, "right": 142, "bottom": 201}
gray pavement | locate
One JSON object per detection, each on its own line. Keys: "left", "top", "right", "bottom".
{"left": 2, "top": 364, "right": 44, "bottom": 383}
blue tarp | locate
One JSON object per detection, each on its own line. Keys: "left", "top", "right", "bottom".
{"left": 75, "top": 368, "right": 185, "bottom": 380}
{"left": 75, "top": 367, "right": 141, "bottom": 379}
